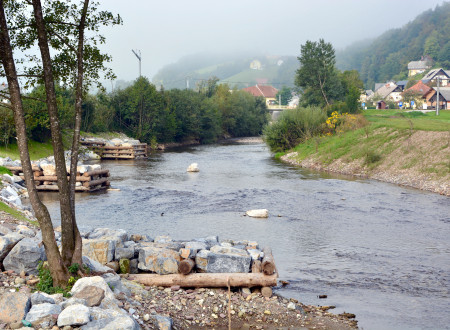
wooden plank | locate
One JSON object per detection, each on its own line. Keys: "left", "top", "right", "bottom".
{"left": 128, "top": 273, "right": 278, "bottom": 288}
{"left": 262, "top": 247, "right": 276, "bottom": 276}
{"left": 36, "top": 185, "right": 90, "bottom": 192}
{"left": 101, "top": 155, "right": 135, "bottom": 159}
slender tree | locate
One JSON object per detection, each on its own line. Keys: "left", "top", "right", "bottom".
{"left": 0, "top": 0, "right": 121, "bottom": 286}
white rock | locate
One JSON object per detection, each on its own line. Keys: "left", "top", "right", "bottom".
{"left": 57, "top": 304, "right": 90, "bottom": 327}
{"left": 70, "top": 276, "right": 115, "bottom": 301}
{"left": 187, "top": 163, "right": 199, "bottom": 172}
{"left": 245, "top": 209, "right": 269, "bottom": 218}
{"left": 40, "top": 163, "right": 56, "bottom": 176}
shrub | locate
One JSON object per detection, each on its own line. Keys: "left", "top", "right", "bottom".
{"left": 264, "top": 107, "right": 327, "bottom": 152}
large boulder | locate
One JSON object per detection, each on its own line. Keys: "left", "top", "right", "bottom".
{"left": 102, "top": 273, "right": 131, "bottom": 297}
{"left": 138, "top": 246, "right": 181, "bottom": 275}
{"left": 40, "top": 163, "right": 56, "bottom": 176}
{"left": 81, "top": 315, "right": 139, "bottom": 330}
{"left": 82, "top": 239, "right": 115, "bottom": 265}
{"left": 70, "top": 276, "right": 115, "bottom": 301}
{"left": 30, "top": 292, "right": 55, "bottom": 305}
{"left": 195, "top": 249, "right": 251, "bottom": 273}
{"left": 151, "top": 315, "right": 173, "bottom": 330}
{"left": 0, "top": 232, "right": 23, "bottom": 262}
{"left": 82, "top": 255, "right": 112, "bottom": 273}
{"left": 25, "top": 303, "right": 61, "bottom": 328}
{"left": 115, "top": 245, "right": 135, "bottom": 260}
{"left": 57, "top": 304, "right": 90, "bottom": 327}
{"left": 3, "top": 237, "right": 45, "bottom": 275}
{"left": 0, "top": 292, "right": 31, "bottom": 323}
{"left": 72, "top": 286, "right": 105, "bottom": 307}
{"left": 88, "top": 227, "right": 128, "bottom": 242}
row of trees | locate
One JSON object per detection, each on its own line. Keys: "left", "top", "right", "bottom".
{"left": 1, "top": 76, "right": 270, "bottom": 147}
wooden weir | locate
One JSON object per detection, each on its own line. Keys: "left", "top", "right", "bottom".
{"left": 6, "top": 166, "right": 110, "bottom": 192}
{"left": 81, "top": 141, "right": 148, "bottom": 159}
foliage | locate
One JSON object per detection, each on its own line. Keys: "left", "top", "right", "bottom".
{"left": 336, "top": 2, "right": 450, "bottom": 89}
{"left": 263, "top": 107, "right": 327, "bottom": 152}
{"left": 296, "top": 39, "right": 342, "bottom": 107}
{"left": 0, "top": 107, "right": 15, "bottom": 146}
{"left": 0, "top": 166, "right": 12, "bottom": 175}
{"left": 275, "top": 86, "right": 293, "bottom": 105}
{"left": 36, "top": 261, "right": 79, "bottom": 297}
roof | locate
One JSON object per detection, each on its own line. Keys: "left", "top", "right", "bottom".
{"left": 408, "top": 61, "right": 430, "bottom": 70}
{"left": 396, "top": 80, "right": 408, "bottom": 87}
{"left": 422, "top": 68, "right": 450, "bottom": 81}
{"left": 374, "top": 82, "right": 401, "bottom": 99}
{"left": 242, "top": 85, "right": 278, "bottom": 98}
{"left": 432, "top": 87, "right": 450, "bottom": 100}
{"left": 405, "top": 81, "right": 433, "bottom": 96}
{"left": 365, "top": 90, "right": 374, "bottom": 96}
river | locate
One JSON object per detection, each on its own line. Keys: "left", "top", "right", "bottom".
{"left": 40, "top": 141, "right": 450, "bottom": 330}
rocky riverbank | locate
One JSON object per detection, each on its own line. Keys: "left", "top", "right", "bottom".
{"left": 0, "top": 211, "right": 358, "bottom": 330}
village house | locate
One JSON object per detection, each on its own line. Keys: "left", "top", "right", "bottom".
{"left": 403, "top": 80, "right": 433, "bottom": 109}
{"left": 242, "top": 84, "right": 278, "bottom": 106}
{"left": 426, "top": 87, "right": 450, "bottom": 110}
{"left": 407, "top": 59, "right": 431, "bottom": 77}
{"left": 360, "top": 90, "right": 374, "bottom": 103}
{"left": 371, "top": 81, "right": 403, "bottom": 103}
{"left": 422, "top": 68, "right": 450, "bottom": 86}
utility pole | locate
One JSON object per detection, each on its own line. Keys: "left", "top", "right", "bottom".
{"left": 132, "top": 49, "right": 141, "bottom": 77}
{"left": 436, "top": 77, "right": 440, "bottom": 116}
{"left": 132, "top": 49, "right": 143, "bottom": 137}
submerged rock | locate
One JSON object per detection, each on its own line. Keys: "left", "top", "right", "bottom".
{"left": 186, "top": 163, "right": 199, "bottom": 172}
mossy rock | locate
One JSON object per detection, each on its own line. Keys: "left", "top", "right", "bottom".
{"left": 119, "top": 258, "right": 130, "bottom": 274}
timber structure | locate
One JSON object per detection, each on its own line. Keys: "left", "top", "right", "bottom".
{"left": 6, "top": 166, "right": 110, "bottom": 192}
{"left": 130, "top": 246, "right": 278, "bottom": 289}
{"left": 81, "top": 140, "right": 148, "bottom": 159}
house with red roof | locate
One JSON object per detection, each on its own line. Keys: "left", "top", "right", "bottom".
{"left": 242, "top": 84, "right": 278, "bottom": 106}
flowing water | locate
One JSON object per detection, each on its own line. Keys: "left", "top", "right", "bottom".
{"left": 40, "top": 142, "right": 450, "bottom": 329}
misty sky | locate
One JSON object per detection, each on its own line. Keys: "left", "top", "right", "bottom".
{"left": 99, "top": 0, "right": 445, "bottom": 82}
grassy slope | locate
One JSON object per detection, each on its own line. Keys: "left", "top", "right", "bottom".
{"left": 0, "top": 140, "right": 54, "bottom": 160}
{"left": 281, "top": 110, "right": 450, "bottom": 194}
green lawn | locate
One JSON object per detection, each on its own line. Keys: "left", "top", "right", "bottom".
{"left": 0, "top": 140, "right": 54, "bottom": 161}
{"left": 0, "top": 200, "right": 38, "bottom": 226}
{"left": 363, "top": 109, "right": 450, "bottom": 131}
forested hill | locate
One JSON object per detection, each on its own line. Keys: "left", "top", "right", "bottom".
{"left": 152, "top": 52, "right": 298, "bottom": 90}
{"left": 336, "top": 2, "right": 450, "bottom": 89}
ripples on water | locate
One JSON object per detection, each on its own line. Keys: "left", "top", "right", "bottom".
{"left": 40, "top": 142, "right": 450, "bottom": 330}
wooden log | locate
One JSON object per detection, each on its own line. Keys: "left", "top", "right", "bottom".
{"left": 23, "top": 175, "right": 91, "bottom": 182}
{"left": 251, "top": 260, "right": 262, "bottom": 273}
{"left": 101, "top": 149, "right": 135, "bottom": 155}
{"left": 101, "top": 155, "right": 135, "bottom": 159}
{"left": 6, "top": 165, "right": 40, "bottom": 172}
{"left": 83, "top": 169, "right": 109, "bottom": 177}
{"left": 100, "top": 146, "right": 136, "bottom": 150}
{"left": 83, "top": 177, "right": 109, "bottom": 187}
{"left": 178, "top": 259, "right": 195, "bottom": 275}
{"left": 128, "top": 273, "right": 278, "bottom": 288}
{"left": 36, "top": 185, "right": 89, "bottom": 191}
{"left": 262, "top": 247, "right": 276, "bottom": 276}
{"left": 33, "top": 171, "right": 44, "bottom": 177}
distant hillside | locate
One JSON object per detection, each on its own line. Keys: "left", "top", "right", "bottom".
{"left": 152, "top": 53, "right": 298, "bottom": 90}
{"left": 336, "top": 2, "right": 450, "bottom": 89}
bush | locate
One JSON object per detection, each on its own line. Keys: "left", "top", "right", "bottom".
{"left": 264, "top": 107, "right": 327, "bottom": 152}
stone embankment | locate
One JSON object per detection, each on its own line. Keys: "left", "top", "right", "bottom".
{"left": 0, "top": 216, "right": 358, "bottom": 330}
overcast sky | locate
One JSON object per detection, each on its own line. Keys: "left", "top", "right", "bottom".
{"left": 99, "top": 0, "right": 445, "bottom": 82}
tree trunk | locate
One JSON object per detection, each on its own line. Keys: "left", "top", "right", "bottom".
{"left": 128, "top": 273, "right": 278, "bottom": 288}
{"left": 32, "top": 0, "right": 77, "bottom": 269}
{"left": 0, "top": 1, "right": 69, "bottom": 287}
{"left": 68, "top": 0, "right": 89, "bottom": 269}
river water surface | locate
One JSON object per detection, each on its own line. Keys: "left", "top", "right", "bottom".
{"left": 40, "top": 142, "right": 450, "bottom": 330}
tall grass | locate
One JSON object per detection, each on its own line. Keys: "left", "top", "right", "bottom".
{"left": 263, "top": 107, "right": 327, "bottom": 152}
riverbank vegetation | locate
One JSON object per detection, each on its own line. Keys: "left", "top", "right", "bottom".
{"left": 0, "top": 77, "right": 269, "bottom": 150}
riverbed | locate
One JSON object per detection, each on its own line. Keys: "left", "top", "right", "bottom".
{"left": 40, "top": 141, "right": 450, "bottom": 330}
